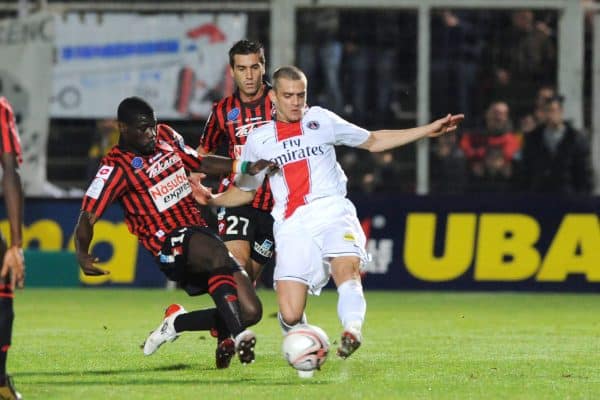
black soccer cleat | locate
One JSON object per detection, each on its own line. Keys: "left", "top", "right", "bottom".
{"left": 215, "top": 338, "right": 236, "bottom": 369}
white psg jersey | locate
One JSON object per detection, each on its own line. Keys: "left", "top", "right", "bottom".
{"left": 237, "top": 106, "right": 369, "bottom": 221}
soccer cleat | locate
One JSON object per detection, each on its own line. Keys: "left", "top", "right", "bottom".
{"left": 0, "top": 375, "right": 22, "bottom": 400}
{"left": 215, "top": 338, "right": 235, "bottom": 369}
{"left": 234, "top": 329, "right": 257, "bottom": 365}
{"left": 142, "top": 304, "right": 186, "bottom": 356}
{"left": 337, "top": 328, "right": 362, "bottom": 359}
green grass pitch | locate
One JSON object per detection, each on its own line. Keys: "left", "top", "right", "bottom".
{"left": 8, "top": 289, "right": 600, "bottom": 399}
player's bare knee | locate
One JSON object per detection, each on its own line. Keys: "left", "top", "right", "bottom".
{"left": 243, "top": 299, "right": 263, "bottom": 327}
{"left": 279, "top": 309, "right": 303, "bottom": 326}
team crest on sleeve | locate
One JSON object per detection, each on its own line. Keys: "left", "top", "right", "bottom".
{"left": 306, "top": 120, "right": 320, "bottom": 130}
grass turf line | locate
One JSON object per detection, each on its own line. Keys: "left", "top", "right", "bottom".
{"left": 9, "top": 289, "right": 600, "bottom": 399}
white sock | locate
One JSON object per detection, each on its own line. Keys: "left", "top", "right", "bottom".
{"left": 337, "top": 279, "right": 366, "bottom": 333}
{"left": 277, "top": 312, "right": 307, "bottom": 335}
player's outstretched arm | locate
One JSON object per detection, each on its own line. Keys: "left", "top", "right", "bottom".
{"left": 358, "top": 113, "right": 464, "bottom": 152}
{"left": 74, "top": 211, "right": 110, "bottom": 276}
{"left": 188, "top": 173, "right": 255, "bottom": 207}
{"left": 0, "top": 152, "right": 24, "bottom": 290}
{"left": 198, "top": 155, "right": 278, "bottom": 176}
{"left": 210, "top": 185, "right": 256, "bottom": 208}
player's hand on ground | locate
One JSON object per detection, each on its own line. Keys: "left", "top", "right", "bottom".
{"left": 429, "top": 113, "right": 465, "bottom": 137}
{"left": 188, "top": 172, "right": 213, "bottom": 205}
{"left": 0, "top": 246, "right": 25, "bottom": 290}
{"left": 247, "top": 159, "right": 279, "bottom": 176}
{"left": 77, "top": 253, "right": 109, "bottom": 276}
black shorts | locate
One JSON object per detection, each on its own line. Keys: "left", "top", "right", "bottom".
{"left": 156, "top": 226, "right": 241, "bottom": 296}
{"left": 216, "top": 205, "right": 275, "bottom": 265}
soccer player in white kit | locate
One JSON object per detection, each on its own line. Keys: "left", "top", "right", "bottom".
{"left": 191, "top": 65, "right": 464, "bottom": 359}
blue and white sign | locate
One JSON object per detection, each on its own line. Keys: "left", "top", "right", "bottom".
{"left": 51, "top": 13, "right": 247, "bottom": 119}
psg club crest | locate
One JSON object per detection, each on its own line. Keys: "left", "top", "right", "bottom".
{"left": 131, "top": 157, "right": 144, "bottom": 169}
{"left": 227, "top": 107, "right": 240, "bottom": 121}
{"left": 306, "top": 120, "right": 320, "bottom": 130}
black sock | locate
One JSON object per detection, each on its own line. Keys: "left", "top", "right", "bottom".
{"left": 173, "top": 309, "right": 217, "bottom": 332}
{"left": 0, "top": 352, "right": 5, "bottom": 385}
{"left": 215, "top": 315, "right": 231, "bottom": 341}
{"left": 0, "top": 296, "right": 14, "bottom": 382}
{"left": 207, "top": 268, "right": 244, "bottom": 337}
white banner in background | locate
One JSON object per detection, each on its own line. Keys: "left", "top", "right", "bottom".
{"left": 51, "top": 13, "right": 247, "bottom": 119}
{"left": 0, "top": 13, "right": 54, "bottom": 196}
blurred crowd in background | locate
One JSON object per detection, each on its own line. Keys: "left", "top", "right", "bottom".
{"left": 50, "top": 7, "right": 594, "bottom": 196}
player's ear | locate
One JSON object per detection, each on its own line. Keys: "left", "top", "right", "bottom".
{"left": 117, "top": 121, "right": 128, "bottom": 134}
{"left": 268, "top": 89, "right": 276, "bottom": 105}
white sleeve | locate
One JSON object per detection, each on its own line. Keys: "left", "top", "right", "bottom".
{"left": 325, "top": 108, "right": 370, "bottom": 147}
{"left": 234, "top": 135, "right": 263, "bottom": 191}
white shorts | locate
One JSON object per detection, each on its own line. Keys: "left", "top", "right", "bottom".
{"left": 273, "top": 196, "right": 369, "bottom": 295}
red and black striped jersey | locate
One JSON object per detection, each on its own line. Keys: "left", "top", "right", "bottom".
{"left": 0, "top": 97, "right": 22, "bottom": 164}
{"left": 81, "top": 124, "right": 206, "bottom": 256}
{"left": 200, "top": 83, "right": 274, "bottom": 211}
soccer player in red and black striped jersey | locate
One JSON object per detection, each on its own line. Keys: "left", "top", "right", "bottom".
{"left": 199, "top": 40, "right": 275, "bottom": 284}
{"left": 0, "top": 96, "right": 25, "bottom": 400}
{"left": 74, "top": 97, "right": 275, "bottom": 368}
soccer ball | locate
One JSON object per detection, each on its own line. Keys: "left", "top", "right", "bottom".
{"left": 282, "top": 324, "right": 330, "bottom": 372}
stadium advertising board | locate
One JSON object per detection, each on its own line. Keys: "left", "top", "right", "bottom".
{"left": 0, "top": 194, "right": 598, "bottom": 290}
{"left": 353, "top": 193, "right": 600, "bottom": 291}
{"left": 51, "top": 13, "right": 246, "bottom": 119}
{"left": 0, "top": 12, "right": 54, "bottom": 196}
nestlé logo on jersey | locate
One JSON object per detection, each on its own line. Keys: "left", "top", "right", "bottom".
{"left": 270, "top": 138, "right": 325, "bottom": 166}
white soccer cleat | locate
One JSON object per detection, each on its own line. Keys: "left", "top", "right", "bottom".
{"left": 234, "top": 329, "right": 257, "bottom": 365}
{"left": 337, "top": 327, "right": 362, "bottom": 359}
{"left": 143, "top": 304, "right": 186, "bottom": 356}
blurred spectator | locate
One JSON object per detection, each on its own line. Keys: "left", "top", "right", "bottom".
{"left": 459, "top": 101, "right": 521, "bottom": 190}
{"left": 518, "top": 84, "right": 556, "bottom": 136}
{"left": 341, "top": 11, "right": 370, "bottom": 125}
{"left": 485, "top": 10, "right": 556, "bottom": 120}
{"left": 86, "top": 119, "right": 119, "bottom": 181}
{"left": 342, "top": 11, "right": 410, "bottom": 127}
{"left": 430, "top": 134, "right": 468, "bottom": 194}
{"left": 371, "top": 151, "right": 404, "bottom": 192}
{"left": 519, "top": 95, "right": 593, "bottom": 194}
{"left": 431, "top": 10, "right": 485, "bottom": 126}
{"left": 468, "top": 146, "right": 513, "bottom": 192}
{"left": 297, "top": 9, "right": 344, "bottom": 113}
{"left": 338, "top": 148, "right": 373, "bottom": 192}
{"left": 340, "top": 149, "right": 404, "bottom": 194}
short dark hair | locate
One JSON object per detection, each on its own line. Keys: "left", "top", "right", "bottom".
{"left": 228, "top": 39, "right": 265, "bottom": 68}
{"left": 117, "top": 97, "right": 154, "bottom": 123}
{"left": 272, "top": 65, "right": 306, "bottom": 91}
{"left": 544, "top": 94, "right": 565, "bottom": 107}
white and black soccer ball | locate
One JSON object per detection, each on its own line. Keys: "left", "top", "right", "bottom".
{"left": 282, "top": 324, "right": 330, "bottom": 372}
